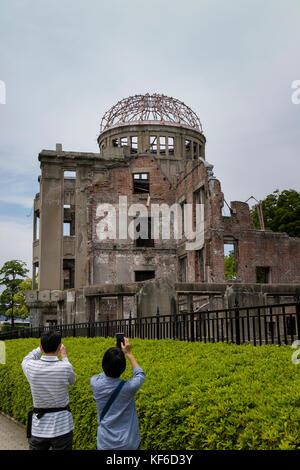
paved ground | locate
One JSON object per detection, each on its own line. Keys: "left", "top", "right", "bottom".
{"left": 0, "top": 413, "right": 28, "bottom": 450}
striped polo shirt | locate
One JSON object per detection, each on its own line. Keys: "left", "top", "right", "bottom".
{"left": 22, "top": 346, "right": 76, "bottom": 438}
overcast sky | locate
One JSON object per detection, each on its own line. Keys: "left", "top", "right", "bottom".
{"left": 0, "top": 0, "right": 299, "bottom": 275}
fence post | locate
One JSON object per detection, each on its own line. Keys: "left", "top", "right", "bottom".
{"left": 89, "top": 318, "right": 95, "bottom": 338}
{"left": 234, "top": 298, "right": 240, "bottom": 345}
{"left": 139, "top": 314, "right": 142, "bottom": 339}
{"left": 173, "top": 311, "right": 178, "bottom": 340}
{"left": 129, "top": 311, "right": 132, "bottom": 338}
{"left": 190, "top": 305, "right": 195, "bottom": 342}
{"left": 73, "top": 318, "right": 76, "bottom": 338}
{"left": 296, "top": 288, "right": 300, "bottom": 341}
{"left": 106, "top": 315, "right": 109, "bottom": 338}
{"left": 156, "top": 307, "right": 160, "bottom": 340}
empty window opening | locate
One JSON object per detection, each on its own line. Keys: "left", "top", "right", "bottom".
{"left": 222, "top": 203, "right": 232, "bottom": 217}
{"left": 179, "top": 200, "right": 186, "bottom": 238}
{"left": 193, "top": 189, "right": 200, "bottom": 232}
{"left": 135, "top": 271, "right": 155, "bottom": 282}
{"left": 224, "top": 242, "right": 236, "bottom": 280}
{"left": 64, "top": 171, "right": 76, "bottom": 179}
{"left": 112, "top": 138, "right": 119, "bottom": 147}
{"left": 34, "top": 210, "right": 40, "bottom": 241}
{"left": 193, "top": 187, "right": 205, "bottom": 232}
{"left": 64, "top": 205, "right": 75, "bottom": 236}
{"left": 120, "top": 137, "right": 128, "bottom": 147}
{"left": 135, "top": 217, "right": 154, "bottom": 247}
{"left": 130, "top": 136, "right": 138, "bottom": 153}
{"left": 185, "top": 140, "right": 191, "bottom": 155}
{"left": 168, "top": 137, "right": 174, "bottom": 155}
{"left": 196, "top": 248, "right": 205, "bottom": 282}
{"left": 150, "top": 136, "right": 157, "bottom": 154}
{"left": 256, "top": 266, "right": 270, "bottom": 283}
{"left": 63, "top": 222, "right": 72, "bottom": 236}
{"left": 32, "top": 262, "right": 39, "bottom": 288}
{"left": 133, "top": 173, "right": 149, "bottom": 194}
{"left": 159, "top": 136, "right": 166, "bottom": 155}
{"left": 193, "top": 142, "right": 198, "bottom": 159}
{"left": 63, "top": 259, "right": 75, "bottom": 289}
{"left": 179, "top": 257, "right": 187, "bottom": 282}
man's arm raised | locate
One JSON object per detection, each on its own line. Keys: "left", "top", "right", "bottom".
{"left": 121, "top": 337, "right": 139, "bottom": 369}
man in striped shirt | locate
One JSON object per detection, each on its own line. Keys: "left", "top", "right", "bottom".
{"left": 22, "top": 331, "right": 76, "bottom": 450}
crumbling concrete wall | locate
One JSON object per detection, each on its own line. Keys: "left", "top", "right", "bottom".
{"left": 137, "top": 277, "right": 177, "bottom": 317}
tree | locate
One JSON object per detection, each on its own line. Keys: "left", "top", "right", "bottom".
{"left": 0, "top": 260, "right": 29, "bottom": 328}
{"left": 251, "top": 189, "right": 300, "bottom": 238}
{"left": 9, "top": 277, "right": 37, "bottom": 319}
{"left": 224, "top": 250, "right": 236, "bottom": 280}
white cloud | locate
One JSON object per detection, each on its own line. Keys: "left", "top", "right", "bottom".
{"left": 0, "top": 195, "right": 33, "bottom": 209}
{"left": 0, "top": 172, "right": 37, "bottom": 209}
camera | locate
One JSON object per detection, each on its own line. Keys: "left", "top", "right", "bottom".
{"left": 116, "top": 332, "right": 125, "bottom": 349}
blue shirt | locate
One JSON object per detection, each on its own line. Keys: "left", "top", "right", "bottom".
{"left": 90, "top": 366, "right": 146, "bottom": 450}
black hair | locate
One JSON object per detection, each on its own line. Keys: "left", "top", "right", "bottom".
{"left": 41, "top": 330, "right": 61, "bottom": 354}
{"left": 102, "top": 347, "right": 126, "bottom": 378}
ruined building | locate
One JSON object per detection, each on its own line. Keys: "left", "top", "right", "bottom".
{"left": 26, "top": 94, "right": 300, "bottom": 327}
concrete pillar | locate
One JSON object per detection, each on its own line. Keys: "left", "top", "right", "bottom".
{"left": 117, "top": 295, "right": 123, "bottom": 320}
{"left": 187, "top": 293, "right": 193, "bottom": 312}
{"left": 39, "top": 163, "right": 63, "bottom": 290}
{"left": 29, "top": 308, "right": 42, "bottom": 328}
{"left": 75, "top": 165, "right": 90, "bottom": 289}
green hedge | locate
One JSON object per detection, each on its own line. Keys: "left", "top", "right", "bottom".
{"left": 1, "top": 337, "right": 300, "bottom": 450}
{"left": 1, "top": 325, "right": 29, "bottom": 333}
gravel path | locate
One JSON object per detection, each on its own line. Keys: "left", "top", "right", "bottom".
{"left": 0, "top": 413, "right": 28, "bottom": 450}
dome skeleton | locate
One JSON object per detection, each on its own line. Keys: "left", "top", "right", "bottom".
{"left": 100, "top": 93, "right": 203, "bottom": 132}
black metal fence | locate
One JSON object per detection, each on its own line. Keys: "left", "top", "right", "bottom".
{"left": 1, "top": 301, "right": 300, "bottom": 346}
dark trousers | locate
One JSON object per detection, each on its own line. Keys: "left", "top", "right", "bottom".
{"left": 28, "top": 431, "right": 73, "bottom": 450}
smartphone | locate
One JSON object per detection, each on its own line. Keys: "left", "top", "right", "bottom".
{"left": 116, "top": 332, "right": 125, "bottom": 349}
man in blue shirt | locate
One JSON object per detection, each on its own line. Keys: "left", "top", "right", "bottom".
{"left": 90, "top": 337, "right": 145, "bottom": 450}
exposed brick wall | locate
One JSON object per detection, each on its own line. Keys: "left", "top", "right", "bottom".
{"left": 88, "top": 155, "right": 178, "bottom": 285}
{"left": 237, "top": 231, "right": 300, "bottom": 283}
{"left": 82, "top": 153, "right": 299, "bottom": 287}
{"left": 175, "top": 159, "right": 300, "bottom": 284}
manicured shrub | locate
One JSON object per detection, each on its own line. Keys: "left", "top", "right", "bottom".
{"left": 1, "top": 325, "right": 29, "bottom": 332}
{"left": 0, "top": 337, "right": 300, "bottom": 450}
